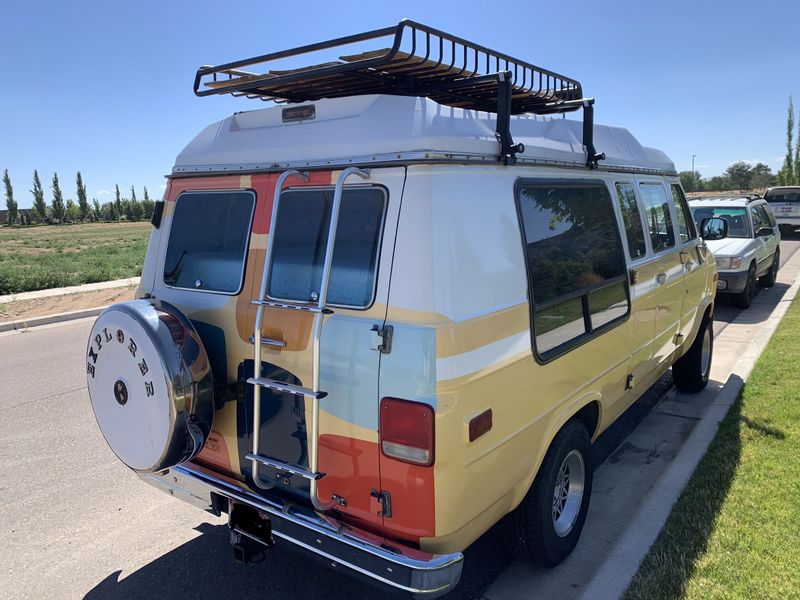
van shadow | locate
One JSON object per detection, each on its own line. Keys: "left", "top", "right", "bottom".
{"left": 626, "top": 375, "right": 745, "bottom": 599}
{"left": 84, "top": 515, "right": 511, "bottom": 600}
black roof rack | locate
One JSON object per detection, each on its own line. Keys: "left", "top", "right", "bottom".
{"left": 194, "top": 20, "right": 604, "bottom": 167}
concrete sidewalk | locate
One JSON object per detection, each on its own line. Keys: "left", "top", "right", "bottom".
{"left": 485, "top": 249, "right": 800, "bottom": 600}
{"left": 0, "top": 277, "right": 140, "bottom": 304}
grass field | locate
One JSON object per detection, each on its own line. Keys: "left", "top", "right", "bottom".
{"left": 624, "top": 294, "right": 800, "bottom": 599}
{"left": 0, "top": 222, "right": 150, "bottom": 295}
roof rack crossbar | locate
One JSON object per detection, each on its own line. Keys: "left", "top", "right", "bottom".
{"left": 194, "top": 19, "right": 603, "bottom": 166}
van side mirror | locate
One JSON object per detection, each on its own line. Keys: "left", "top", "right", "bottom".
{"left": 755, "top": 226, "right": 774, "bottom": 238}
{"left": 700, "top": 217, "right": 728, "bottom": 241}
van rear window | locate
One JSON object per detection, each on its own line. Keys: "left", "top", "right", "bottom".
{"left": 267, "top": 187, "right": 386, "bottom": 308}
{"left": 163, "top": 190, "right": 255, "bottom": 293}
{"left": 516, "top": 181, "right": 630, "bottom": 360}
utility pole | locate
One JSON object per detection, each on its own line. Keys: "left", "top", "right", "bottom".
{"left": 691, "top": 154, "right": 696, "bottom": 174}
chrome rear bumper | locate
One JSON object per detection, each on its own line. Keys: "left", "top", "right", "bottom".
{"left": 139, "top": 464, "right": 463, "bottom": 598}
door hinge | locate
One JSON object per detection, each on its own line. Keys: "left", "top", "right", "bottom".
{"left": 674, "top": 332, "right": 684, "bottom": 345}
{"left": 369, "top": 324, "right": 393, "bottom": 354}
{"left": 370, "top": 489, "right": 392, "bottom": 518}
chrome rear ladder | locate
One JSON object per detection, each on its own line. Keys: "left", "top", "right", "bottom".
{"left": 247, "top": 167, "right": 370, "bottom": 511}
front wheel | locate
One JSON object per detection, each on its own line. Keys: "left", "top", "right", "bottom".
{"left": 504, "top": 421, "right": 593, "bottom": 567}
{"left": 673, "top": 313, "right": 713, "bottom": 392}
{"left": 732, "top": 263, "right": 757, "bottom": 309}
{"left": 759, "top": 250, "right": 779, "bottom": 288}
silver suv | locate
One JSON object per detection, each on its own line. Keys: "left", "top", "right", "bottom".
{"left": 689, "top": 196, "right": 781, "bottom": 308}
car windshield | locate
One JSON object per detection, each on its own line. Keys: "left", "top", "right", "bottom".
{"left": 689, "top": 206, "right": 750, "bottom": 238}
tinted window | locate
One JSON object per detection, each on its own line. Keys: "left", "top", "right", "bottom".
{"left": 516, "top": 182, "right": 630, "bottom": 358}
{"left": 751, "top": 205, "right": 765, "bottom": 232}
{"left": 763, "top": 205, "right": 777, "bottom": 227}
{"left": 671, "top": 184, "right": 696, "bottom": 243}
{"left": 765, "top": 188, "right": 800, "bottom": 203}
{"left": 614, "top": 183, "right": 647, "bottom": 259}
{"left": 753, "top": 205, "right": 773, "bottom": 231}
{"left": 268, "top": 187, "right": 385, "bottom": 307}
{"left": 164, "top": 191, "right": 255, "bottom": 293}
{"left": 639, "top": 183, "right": 675, "bottom": 252}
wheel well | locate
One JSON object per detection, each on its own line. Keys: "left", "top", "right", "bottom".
{"left": 573, "top": 402, "right": 600, "bottom": 439}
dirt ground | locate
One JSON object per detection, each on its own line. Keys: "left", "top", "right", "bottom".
{"left": 0, "top": 286, "right": 136, "bottom": 322}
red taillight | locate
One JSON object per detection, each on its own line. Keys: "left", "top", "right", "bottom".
{"left": 379, "top": 398, "right": 435, "bottom": 467}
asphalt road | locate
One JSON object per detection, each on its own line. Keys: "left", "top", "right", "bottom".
{"left": 1, "top": 236, "right": 798, "bottom": 600}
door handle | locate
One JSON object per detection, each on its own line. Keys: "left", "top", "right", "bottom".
{"left": 656, "top": 272, "right": 667, "bottom": 285}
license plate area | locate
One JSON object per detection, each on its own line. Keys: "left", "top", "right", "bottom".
{"left": 229, "top": 502, "right": 274, "bottom": 563}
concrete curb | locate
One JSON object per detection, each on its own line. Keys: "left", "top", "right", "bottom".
{"left": 0, "top": 277, "right": 140, "bottom": 304}
{"left": 578, "top": 263, "right": 800, "bottom": 600}
{"left": 0, "top": 306, "right": 105, "bottom": 333}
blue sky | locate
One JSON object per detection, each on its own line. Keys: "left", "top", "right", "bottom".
{"left": 1, "top": 0, "right": 798, "bottom": 208}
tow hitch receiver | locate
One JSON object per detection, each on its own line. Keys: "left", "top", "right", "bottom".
{"left": 229, "top": 502, "right": 274, "bottom": 565}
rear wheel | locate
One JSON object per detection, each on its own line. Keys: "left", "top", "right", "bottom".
{"left": 732, "top": 263, "right": 757, "bottom": 309}
{"left": 673, "top": 312, "right": 713, "bottom": 392}
{"left": 504, "top": 420, "right": 593, "bottom": 567}
{"left": 759, "top": 250, "right": 779, "bottom": 288}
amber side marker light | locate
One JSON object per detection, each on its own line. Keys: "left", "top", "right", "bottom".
{"left": 379, "top": 398, "right": 435, "bottom": 466}
{"left": 468, "top": 409, "right": 493, "bottom": 442}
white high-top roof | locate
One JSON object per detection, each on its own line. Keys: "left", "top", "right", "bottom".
{"left": 173, "top": 94, "right": 674, "bottom": 175}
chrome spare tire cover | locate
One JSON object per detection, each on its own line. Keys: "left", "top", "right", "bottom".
{"left": 86, "top": 300, "right": 215, "bottom": 472}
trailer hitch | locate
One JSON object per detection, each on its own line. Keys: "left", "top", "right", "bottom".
{"left": 229, "top": 502, "right": 274, "bottom": 565}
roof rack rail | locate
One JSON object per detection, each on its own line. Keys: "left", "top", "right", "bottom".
{"left": 194, "top": 19, "right": 604, "bottom": 167}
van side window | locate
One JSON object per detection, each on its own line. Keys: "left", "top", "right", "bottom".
{"left": 268, "top": 187, "right": 386, "bottom": 307}
{"left": 614, "top": 183, "right": 647, "bottom": 259}
{"left": 639, "top": 183, "right": 675, "bottom": 252}
{"left": 164, "top": 190, "right": 255, "bottom": 293}
{"left": 516, "top": 181, "right": 630, "bottom": 359}
{"left": 670, "top": 184, "right": 696, "bottom": 243}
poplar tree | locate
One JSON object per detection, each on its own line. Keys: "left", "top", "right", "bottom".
{"left": 76, "top": 171, "right": 89, "bottom": 221}
{"left": 114, "top": 184, "right": 122, "bottom": 220}
{"left": 779, "top": 96, "right": 795, "bottom": 185}
{"left": 92, "top": 199, "right": 102, "bottom": 221}
{"left": 31, "top": 170, "right": 47, "bottom": 221}
{"left": 3, "top": 169, "right": 18, "bottom": 224}
{"left": 51, "top": 172, "right": 66, "bottom": 221}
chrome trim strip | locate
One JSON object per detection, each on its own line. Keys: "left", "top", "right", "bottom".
{"left": 139, "top": 464, "right": 463, "bottom": 596}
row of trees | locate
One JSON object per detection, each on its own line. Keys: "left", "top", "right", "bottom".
{"left": 2, "top": 169, "right": 156, "bottom": 226}
{"left": 777, "top": 96, "right": 800, "bottom": 186}
{"left": 679, "top": 161, "right": 777, "bottom": 193}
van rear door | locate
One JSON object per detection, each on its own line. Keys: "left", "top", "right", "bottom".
{"left": 248, "top": 168, "right": 406, "bottom": 529}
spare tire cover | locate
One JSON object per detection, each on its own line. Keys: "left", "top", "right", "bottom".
{"left": 86, "top": 300, "right": 215, "bottom": 472}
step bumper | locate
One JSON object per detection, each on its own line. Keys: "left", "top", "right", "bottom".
{"left": 139, "top": 464, "right": 463, "bottom": 598}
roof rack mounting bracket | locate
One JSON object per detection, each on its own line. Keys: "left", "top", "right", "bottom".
{"left": 581, "top": 99, "right": 606, "bottom": 169}
{"left": 495, "top": 72, "right": 525, "bottom": 165}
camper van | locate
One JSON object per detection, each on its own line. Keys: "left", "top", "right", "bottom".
{"left": 85, "top": 21, "right": 722, "bottom": 597}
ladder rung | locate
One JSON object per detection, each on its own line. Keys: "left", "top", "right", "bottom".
{"left": 246, "top": 453, "right": 326, "bottom": 481}
{"left": 251, "top": 299, "right": 333, "bottom": 314}
{"left": 247, "top": 377, "right": 327, "bottom": 399}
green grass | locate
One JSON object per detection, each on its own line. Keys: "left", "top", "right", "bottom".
{"left": 0, "top": 222, "right": 150, "bottom": 294}
{"left": 624, "top": 294, "right": 800, "bottom": 599}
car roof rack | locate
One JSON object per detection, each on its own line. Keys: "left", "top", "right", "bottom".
{"left": 194, "top": 19, "right": 604, "bottom": 167}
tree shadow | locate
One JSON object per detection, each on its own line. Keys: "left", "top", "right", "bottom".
{"left": 84, "top": 516, "right": 512, "bottom": 600}
{"left": 624, "top": 375, "right": 745, "bottom": 600}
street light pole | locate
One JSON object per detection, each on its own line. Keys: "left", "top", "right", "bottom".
{"left": 692, "top": 154, "right": 696, "bottom": 174}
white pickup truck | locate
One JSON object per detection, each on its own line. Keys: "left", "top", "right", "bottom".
{"left": 764, "top": 186, "right": 800, "bottom": 234}
{"left": 689, "top": 196, "right": 781, "bottom": 308}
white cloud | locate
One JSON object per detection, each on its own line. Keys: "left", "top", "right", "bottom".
{"left": 97, "top": 189, "right": 111, "bottom": 196}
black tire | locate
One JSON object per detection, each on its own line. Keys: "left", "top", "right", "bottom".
{"left": 504, "top": 420, "right": 593, "bottom": 567}
{"left": 732, "top": 263, "right": 756, "bottom": 309}
{"left": 673, "top": 312, "right": 713, "bottom": 393}
{"left": 759, "top": 251, "right": 779, "bottom": 288}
